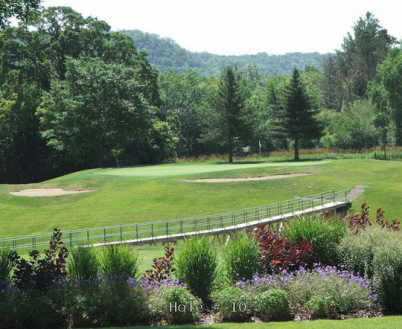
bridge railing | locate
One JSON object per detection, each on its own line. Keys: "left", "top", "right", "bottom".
{"left": 0, "top": 190, "right": 349, "bottom": 250}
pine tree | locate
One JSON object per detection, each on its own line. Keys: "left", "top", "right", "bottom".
{"left": 208, "top": 65, "right": 250, "bottom": 163}
{"left": 271, "top": 68, "right": 322, "bottom": 160}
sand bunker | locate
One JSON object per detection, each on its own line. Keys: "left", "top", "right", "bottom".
{"left": 185, "top": 173, "right": 311, "bottom": 183}
{"left": 10, "top": 188, "right": 92, "bottom": 197}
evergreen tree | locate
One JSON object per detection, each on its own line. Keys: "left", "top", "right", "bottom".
{"left": 207, "top": 65, "right": 250, "bottom": 163}
{"left": 271, "top": 68, "right": 322, "bottom": 160}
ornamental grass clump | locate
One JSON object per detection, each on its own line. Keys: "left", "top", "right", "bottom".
{"left": 175, "top": 235, "right": 218, "bottom": 303}
{"left": 283, "top": 212, "right": 347, "bottom": 266}
{"left": 222, "top": 231, "right": 259, "bottom": 284}
{"left": 236, "top": 264, "right": 375, "bottom": 319}
{"left": 338, "top": 224, "right": 402, "bottom": 312}
{"left": 0, "top": 247, "right": 12, "bottom": 283}
{"left": 67, "top": 244, "right": 99, "bottom": 280}
{"left": 98, "top": 243, "right": 139, "bottom": 279}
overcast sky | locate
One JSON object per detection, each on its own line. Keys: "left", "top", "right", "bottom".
{"left": 42, "top": 0, "right": 401, "bottom": 56}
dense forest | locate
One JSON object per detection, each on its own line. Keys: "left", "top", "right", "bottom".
{"left": 0, "top": 4, "right": 400, "bottom": 184}
{"left": 121, "top": 29, "right": 325, "bottom": 76}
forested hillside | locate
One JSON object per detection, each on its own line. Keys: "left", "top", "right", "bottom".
{"left": 0, "top": 5, "right": 399, "bottom": 184}
{"left": 120, "top": 30, "right": 325, "bottom": 76}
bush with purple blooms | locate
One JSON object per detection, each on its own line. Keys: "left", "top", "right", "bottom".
{"left": 235, "top": 264, "right": 376, "bottom": 319}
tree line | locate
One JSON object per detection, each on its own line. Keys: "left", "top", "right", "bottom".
{"left": 120, "top": 29, "right": 325, "bottom": 76}
{"left": 0, "top": 5, "right": 400, "bottom": 183}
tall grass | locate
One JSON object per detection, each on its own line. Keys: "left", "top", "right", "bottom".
{"left": 67, "top": 245, "right": 99, "bottom": 280}
{"left": 282, "top": 213, "right": 347, "bottom": 266}
{"left": 175, "top": 146, "right": 402, "bottom": 163}
{"left": 222, "top": 231, "right": 259, "bottom": 283}
{"left": 175, "top": 235, "right": 218, "bottom": 303}
{"left": 337, "top": 225, "right": 402, "bottom": 311}
{"left": 99, "top": 244, "right": 139, "bottom": 279}
{"left": 0, "top": 247, "right": 12, "bottom": 282}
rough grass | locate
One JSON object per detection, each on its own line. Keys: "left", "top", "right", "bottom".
{"left": 1, "top": 158, "right": 402, "bottom": 238}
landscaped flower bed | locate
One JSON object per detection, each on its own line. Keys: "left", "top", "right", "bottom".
{"left": 0, "top": 203, "right": 401, "bottom": 328}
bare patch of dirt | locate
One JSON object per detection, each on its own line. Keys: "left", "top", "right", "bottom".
{"left": 184, "top": 173, "right": 311, "bottom": 183}
{"left": 9, "top": 188, "right": 92, "bottom": 197}
{"left": 346, "top": 185, "right": 369, "bottom": 200}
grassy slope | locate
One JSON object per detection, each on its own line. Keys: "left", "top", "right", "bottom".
{"left": 0, "top": 159, "right": 401, "bottom": 238}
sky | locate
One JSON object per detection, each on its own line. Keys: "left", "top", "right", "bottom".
{"left": 41, "top": 0, "right": 401, "bottom": 56}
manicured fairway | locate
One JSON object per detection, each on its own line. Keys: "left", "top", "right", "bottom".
{"left": 1, "top": 158, "right": 401, "bottom": 238}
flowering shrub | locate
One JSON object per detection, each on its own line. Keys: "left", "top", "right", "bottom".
{"left": 254, "top": 224, "right": 315, "bottom": 274}
{"left": 236, "top": 264, "right": 375, "bottom": 319}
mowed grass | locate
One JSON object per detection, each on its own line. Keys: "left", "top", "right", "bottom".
{"left": 76, "top": 316, "right": 402, "bottom": 329}
{"left": 0, "top": 158, "right": 401, "bottom": 238}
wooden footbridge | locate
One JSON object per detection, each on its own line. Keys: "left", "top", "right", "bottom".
{"left": 0, "top": 190, "right": 351, "bottom": 250}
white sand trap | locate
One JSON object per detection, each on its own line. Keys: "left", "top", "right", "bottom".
{"left": 10, "top": 188, "right": 92, "bottom": 197}
{"left": 185, "top": 173, "right": 311, "bottom": 183}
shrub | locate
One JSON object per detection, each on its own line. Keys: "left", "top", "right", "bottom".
{"left": 215, "top": 286, "right": 251, "bottom": 322}
{"left": 254, "top": 289, "right": 290, "bottom": 320}
{"left": 253, "top": 224, "right": 315, "bottom": 274}
{"left": 237, "top": 264, "right": 374, "bottom": 318}
{"left": 99, "top": 243, "right": 139, "bottom": 279}
{"left": 149, "top": 285, "right": 201, "bottom": 324}
{"left": 68, "top": 245, "right": 99, "bottom": 280}
{"left": 347, "top": 203, "right": 400, "bottom": 234}
{"left": 8, "top": 228, "right": 68, "bottom": 292}
{"left": 144, "top": 245, "right": 176, "bottom": 284}
{"left": 66, "top": 273, "right": 149, "bottom": 327}
{"left": 175, "top": 235, "right": 218, "bottom": 303}
{"left": 283, "top": 212, "right": 347, "bottom": 266}
{"left": 223, "top": 231, "right": 259, "bottom": 284}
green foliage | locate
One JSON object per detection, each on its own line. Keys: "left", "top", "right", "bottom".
{"left": 283, "top": 213, "right": 347, "bottom": 266}
{"left": 99, "top": 244, "right": 139, "bottom": 279}
{"left": 67, "top": 245, "right": 99, "bottom": 280}
{"left": 158, "top": 69, "right": 212, "bottom": 158}
{"left": 271, "top": 68, "right": 323, "bottom": 160}
{"left": 175, "top": 236, "right": 218, "bottom": 303}
{"left": 223, "top": 232, "right": 259, "bottom": 283}
{"left": 370, "top": 45, "right": 402, "bottom": 145}
{"left": 338, "top": 225, "right": 402, "bottom": 311}
{"left": 0, "top": 247, "right": 12, "bottom": 283}
{"left": 37, "top": 57, "right": 156, "bottom": 168}
{"left": 215, "top": 286, "right": 251, "bottom": 322}
{"left": 254, "top": 289, "right": 290, "bottom": 320}
{"left": 121, "top": 30, "right": 324, "bottom": 77}
{"left": 149, "top": 285, "right": 201, "bottom": 324}
{"left": 147, "top": 121, "right": 178, "bottom": 163}
{"left": 8, "top": 228, "right": 68, "bottom": 293}
{"left": 319, "top": 100, "right": 379, "bottom": 150}
{"left": 0, "top": 0, "right": 41, "bottom": 29}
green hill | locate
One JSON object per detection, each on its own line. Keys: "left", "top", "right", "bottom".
{"left": 120, "top": 29, "right": 327, "bottom": 76}
{"left": 1, "top": 158, "right": 402, "bottom": 239}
